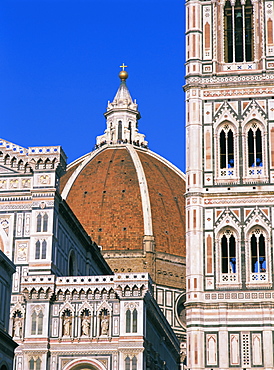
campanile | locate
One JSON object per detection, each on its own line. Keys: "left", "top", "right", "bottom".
{"left": 185, "top": 0, "right": 274, "bottom": 368}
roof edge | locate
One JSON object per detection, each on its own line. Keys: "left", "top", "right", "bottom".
{"left": 62, "top": 144, "right": 186, "bottom": 203}
{"left": 140, "top": 148, "right": 186, "bottom": 181}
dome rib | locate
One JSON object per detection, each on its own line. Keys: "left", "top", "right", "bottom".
{"left": 140, "top": 152, "right": 183, "bottom": 254}
{"left": 137, "top": 150, "right": 186, "bottom": 256}
{"left": 126, "top": 144, "right": 153, "bottom": 236}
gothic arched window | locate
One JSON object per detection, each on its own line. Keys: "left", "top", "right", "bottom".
{"left": 42, "top": 214, "right": 48, "bottom": 232}
{"left": 248, "top": 127, "right": 262, "bottom": 167}
{"left": 35, "top": 240, "right": 47, "bottom": 259}
{"left": 224, "top": 0, "right": 253, "bottom": 63}
{"left": 221, "top": 232, "right": 236, "bottom": 274}
{"left": 132, "top": 356, "right": 137, "bottom": 370}
{"left": 31, "top": 310, "right": 43, "bottom": 335}
{"left": 219, "top": 127, "right": 234, "bottom": 169}
{"left": 37, "top": 213, "right": 48, "bottom": 232}
{"left": 125, "top": 308, "right": 138, "bottom": 333}
{"left": 37, "top": 311, "right": 43, "bottom": 335}
{"left": 35, "top": 241, "right": 41, "bottom": 259}
{"left": 126, "top": 309, "right": 131, "bottom": 333}
{"left": 132, "top": 309, "right": 138, "bottom": 333}
{"left": 36, "top": 358, "right": 41, "bottom": 370}
{"left": 29, "top": 358, "right": 41, "bottom": 370}
{"left": 251, "top": 231, "right": 266, "bottom": 273}
{"left": 29, "top": 359, "right": 35, "bottom": 370}
{"left": 31, "top": 312, "right": 36, "bottom": 335}
{"left": 118, "top": 121, "right": 122, "bottom": 141}
{"left": 36, "top": 214, "right": 42, "bottom": 232}
{"left": 125, "top": 357, "right": 130, "bottom": 370}
{"left": 41, "top": 240, "right": 47, "bottom": 259}
{"left": 128, "top": 121, "right": 132, "bottom": 143}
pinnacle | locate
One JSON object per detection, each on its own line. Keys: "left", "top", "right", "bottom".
{"left": 112, "top": 81, "right": 133, "bottom": 105}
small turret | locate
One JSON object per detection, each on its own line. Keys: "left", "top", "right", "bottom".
{"left": 96, "top": 65, "right": 148, "bottom": 147}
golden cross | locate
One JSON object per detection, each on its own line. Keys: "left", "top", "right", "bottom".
{"left": 120, "top": 63, "right": 128, "bottom": 71}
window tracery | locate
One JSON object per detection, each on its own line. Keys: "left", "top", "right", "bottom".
{"left": 247, "top": 125, "right": 262, "bottom": 168}
{"left": 132, "top": 309, "right": 137, "bottom": 333}
{"left": 126, "top": 309, "right": 131, "bottom": 333}
{"left": 35, "top": 240, "right": 47, "bottom": 260}
{"left": 29, "top": 357, "right": 41, "bottom": 370}
{"left": 42, "top": 213, "right": 48, "bottom": 232}
{"left": 216, "top": 122, "right": 237, "bottom": 180}
{"left": 132, "top": 356, "right": 137, "bottom": 370}
{"left": 245, "top": 224, "right": 271, "bottom": 286}
{"left": 31, "top": 309, "right": 43, "bottom": 335}
{"left": 36, "top": 214, "right": 42, "bottom": 232}
{"left": 125, "top": 357, "right": 130, "bottom": 370}
{"left": 220, "top": 230, "right": 237, "bottom": 281}
{"left": 41, "top": 240, "right": 47, "bottom": 259}
{"left": 36, "top": 213, "right": 48, "bottom": 233}
{"left": 221, "top": 231, "right": 236, "bottom": 274}
{"left": 224, "top": 0, "right": 253, "bottom": 63}
{"left": 125, "top": 356, "right": 137, "bottom": 370}
{"left": 250, "top": 229, "right": 267, "bottom": 281}
{"left": 118, "top": 121, "right": 122, "bottom": 141}
{"left": 217, "top": 228, "right": 240, "bottom": 286}
{"left": 126, "top": 308, "right": 138, "bottom": 333}
{"left": 243, "top": 120, "right": 267, "bottom": 181}
{"left": 220, "top": 125, "right": 234, "bottom": 170}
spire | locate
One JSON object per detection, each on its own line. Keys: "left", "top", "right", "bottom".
{"left": 112, "top": 63, "right": 133, "bottom": 105}
{"left": 96, "top": 65, "right": 148, "bottom": 148}
{"left": 112, "top": 80, "right": 133, "bottom": 105}
{"left": 111, "top": 64, "right": 133, "bottom": 107}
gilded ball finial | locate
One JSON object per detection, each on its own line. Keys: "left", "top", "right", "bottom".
{"left": 119, "top": 63, "right": 128, "bottom": 81}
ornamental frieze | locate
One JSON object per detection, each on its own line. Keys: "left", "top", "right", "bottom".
{"left": 186, "top": 73, "right": 274, "bottom": 86}
{"left": 203, "top": 88, "right": 274, "bottom": 98}
{"left": 204, "top": 197, "right": 274, "bottom": 205}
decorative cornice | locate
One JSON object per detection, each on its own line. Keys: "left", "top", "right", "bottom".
{"left": 204, "top": 197, "right": 274, "bottom": 205}
{"left": 203, "top": 87, "right": 274, "bottom": 98}
{"left": 185, "top": 72, "right": 274, "bottom": 88}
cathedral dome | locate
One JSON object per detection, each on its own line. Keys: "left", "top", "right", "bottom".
{"left": 60, "top": 69, "right": 186, "bottom": 290}
{"left": 60, "top": 143, "right": 186, "bottom": 258}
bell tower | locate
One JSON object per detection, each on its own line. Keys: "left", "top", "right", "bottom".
{"left": 185, "top": 0, "right": 274, "bottom": 368}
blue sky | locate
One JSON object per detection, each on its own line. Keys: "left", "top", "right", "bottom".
{"left": 0, "top": 0, "right": 186, "bottom": 171}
